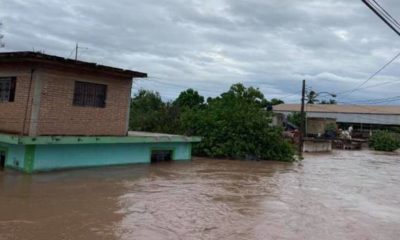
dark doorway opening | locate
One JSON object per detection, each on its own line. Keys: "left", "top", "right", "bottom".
{"left": 151, "top": 150, "right": 173, "bottom": 163}
{"left": 0, "top": 151, "right": 6, "bottom": 171}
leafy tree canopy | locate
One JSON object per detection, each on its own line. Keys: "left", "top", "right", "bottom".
{"left": 306, "top": 90, "right": 319, "bottom": 104}
{"left": 173, "top": 88, "right": 204, "bottom": 109}
{"left": 129, "top": 84, "right": 294, "bottom": 161}
{"left": 320, "top": 99, "right": 337, "bottom": 105}
{"left": 270, "top": 98, "right": 284, "bottom": 106}
{"left": 129, "top": 89, "right": 166, "bottom": 132}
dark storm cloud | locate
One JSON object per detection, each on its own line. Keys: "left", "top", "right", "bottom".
{"left": 2, "top": 0, "right": 400, "bottom": 103}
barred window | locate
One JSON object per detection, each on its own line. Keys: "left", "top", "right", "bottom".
{"left": 73, "top": 81, "right": 107, "bottom": 108}
{"left": 0, "top": 77, "right": 16, "bottom": 102}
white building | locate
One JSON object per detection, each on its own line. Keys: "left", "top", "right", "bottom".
{"left": 274, "top": 104, "right": 400, "bottom": 127}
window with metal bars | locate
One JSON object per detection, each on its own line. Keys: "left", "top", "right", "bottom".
{"left": 73, "top": 81, "right": 107, "bottom": 108}
{"left": 0, "top": 77, "right": 16, "bottom": 103}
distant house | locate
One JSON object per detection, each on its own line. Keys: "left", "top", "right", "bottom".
{"left": 0, "top": 52, "right": 200, "bottom": 173}
{"left": 274, "top": 103, "right": 400, "bottom": 130}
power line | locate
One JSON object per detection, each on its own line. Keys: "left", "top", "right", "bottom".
{"left": 138, "top": 77, "right": 221, "bottom": 94}
{"left": 279, "top": 92, "right": 301, "bottom": 100}
{"left": 139, "top": 76, "right": 300, "bottom": 99}
{"left": 335, "top": 51, "right": 400, "bottom": 96}
{"left": 349, "top": 78, "right": 400, "bottom": 92}
{"left": 334, "top": 1, "right": 400, "bottom": 100}
{"left": 362, "top": 0, "right": 400, "bottom": 36}
{"left": 370, "top": 0, "right": 400, "bottom": 30}
{"left": 67, "top": 47, "right": 75, "bottom": 59}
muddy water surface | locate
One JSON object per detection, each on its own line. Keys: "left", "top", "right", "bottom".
{"left": 1, "top": 150, "right": 400, "bottom": 240}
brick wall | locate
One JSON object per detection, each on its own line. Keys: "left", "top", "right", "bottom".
{"left": 36, "top": 68, "right": 132, "bottom": 136}
{"left": 0, "top": 64, "right": 33, "bottom": 135}
{"left": 0, "top": 63, "right": 133, "bottom": 136}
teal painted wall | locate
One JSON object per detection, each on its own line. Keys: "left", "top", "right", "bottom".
{"left": 33, "top": 142, "right": 192, "bottom": 171}
{"left": 0, "top": 143, "right": 26, "bottom": 171}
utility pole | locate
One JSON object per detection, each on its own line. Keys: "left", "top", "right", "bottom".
{"left": 299, "top": 79, "right": 306, "bottom": 158}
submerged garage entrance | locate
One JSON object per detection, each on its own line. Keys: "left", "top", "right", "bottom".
{"left": 151, "top": 150, "right": 173, "bottom": 163}
{"left": 0, "top": 150, "right": 6, "bottom": 171}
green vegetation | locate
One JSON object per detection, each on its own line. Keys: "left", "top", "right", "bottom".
{"left": 369, "top": 131, "right": 400, "bottom": 152}
{"left": 287, "top": 112, "right": 301, "bottom": 127}
{"left": 306, "top": 90, "right": 319, "bottom": 104}
{"left": 320, "top": 99, "right": 337, "bottom": 104}
{"left": 324, "top": 123, "right": 337, "bottom": 133}
{"left": 130, "top": 83, "right": 294, "bottom": 161}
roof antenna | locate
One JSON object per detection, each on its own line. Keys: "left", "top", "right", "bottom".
{"left": 75, "top": 42, "right": 88, "bottom": 61}
{"left": 0, "top": 22, "right": 4, "bottom": 48}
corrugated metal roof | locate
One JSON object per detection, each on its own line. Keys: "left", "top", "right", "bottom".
{"left": 274, "top": 104, "right": 400, "bottom": 115}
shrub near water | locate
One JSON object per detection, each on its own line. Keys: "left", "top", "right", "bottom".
{"left": 369, "top": 131, "right": 400, "bottom": 152}
{"left": 181, "top": 84, "right": 295, "bottom": 161}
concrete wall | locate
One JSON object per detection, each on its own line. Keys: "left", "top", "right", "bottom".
{"left": 306, "top": 118, "right": 336, "bottom": 135}
{"left": 277, "top": 111, "right": 400, "bottom": 126}
{"left": 0, "top": 143, "right": 26, "bottom": 171}
{"left": 303, "top": 140, "right": 332, "bottom": 153}
{"left": 1, "top": 142, "right": 192, "bottom": 173}
{"left": 271, "top": 113, "right": 284, "bottom": 127}
{"left": 32, "top": 142, "right": 192, "bottom": 172}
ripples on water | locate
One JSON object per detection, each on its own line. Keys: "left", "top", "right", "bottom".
{"left": 1, "top": 150, "right": 400, "bottom": 240}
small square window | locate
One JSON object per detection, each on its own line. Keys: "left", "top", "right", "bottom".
{"left": 0, "top": 77, "right": 16, "bottom": 102}
{"left": 73, "top": 81, "right": 107, "bottom": 108}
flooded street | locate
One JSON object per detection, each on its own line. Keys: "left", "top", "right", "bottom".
{"left": 1, "top": 150, "right": 400, "bottom": 240}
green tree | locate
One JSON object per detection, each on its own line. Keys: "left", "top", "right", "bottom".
{"left": 129, "top": 84, "right": 295, "bottom": 161}
{"left": 129, "top": 89, "right": 166, "bottom": 132}
{"left": 306, "top": 90, "right": 319, "bottom": 104}
{"left": 287, "top": 112, "right": 301, "bottom": 127}
{"left": 320, "top": 99, "right": 337, "bottom": 104}
{"left": 173, "top": 88, "right": 204, "bottom": 109}
{"left": 269, "top": 98, "right": 284, "bottom": 106}
{"left": 181, "top": 83, "right": 294, "bottom": 161}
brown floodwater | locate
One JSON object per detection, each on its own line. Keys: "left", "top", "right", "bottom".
{"left": 1, "top": 150, "right": 400, "bottom": 240}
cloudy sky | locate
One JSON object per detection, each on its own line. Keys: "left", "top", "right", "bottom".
{"left": 2, "top": 0, "right": 400, "bottom": 104}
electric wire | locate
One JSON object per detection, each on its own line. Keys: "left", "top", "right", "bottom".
{"left": 335, "top": 51, "right": 400, "bottom": 97}
{"left": 370, "top": 0, "right": 400, "bottom": 30}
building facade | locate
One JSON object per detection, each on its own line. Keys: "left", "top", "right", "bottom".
{"left": 0, "top": 52, "right": 200, "bottom": 173}
{"left": 0, "top": 51, "right": 146, "bottom": 136}
{"left": 274, "top": 104, "right": 400, "bottom": 128}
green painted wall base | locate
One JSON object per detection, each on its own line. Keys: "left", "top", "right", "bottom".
{"left": 0, "top": 142, "right": 193, "bottom": 174}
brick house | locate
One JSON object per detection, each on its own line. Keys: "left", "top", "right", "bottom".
{"left": 0, "top": 52, "right": 200, "bottom": 173}
{"left": 0, "top": 51, "right": 147, "bottom": 136}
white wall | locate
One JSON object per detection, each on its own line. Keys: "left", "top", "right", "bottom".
{"left": 276, "top": 111, "right": 400, "bottom": 125}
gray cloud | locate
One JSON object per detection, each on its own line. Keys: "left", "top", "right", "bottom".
{"left": 2, "top": 0, "right": 400, "bottom": 103}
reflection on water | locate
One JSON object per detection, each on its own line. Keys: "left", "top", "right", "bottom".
{"left": 1, "top": 151, "right": 400, "bottom": 240}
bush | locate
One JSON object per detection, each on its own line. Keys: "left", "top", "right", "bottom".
{"left": 369, "top": 131, "right": 400, "bottom": 152}
{"left": 287, "top": 112, "right": 301, "bottom": 127}
{"left": 181, "top": 84, "right": 295, "bottom": 161}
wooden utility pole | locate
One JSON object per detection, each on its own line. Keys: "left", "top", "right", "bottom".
{"left": 299, "top": 79, "right": 306, "bottom": 158}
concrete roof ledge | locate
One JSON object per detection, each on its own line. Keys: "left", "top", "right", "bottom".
{"left": 0, "top": 132, "right": 201, "bottom": 145}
